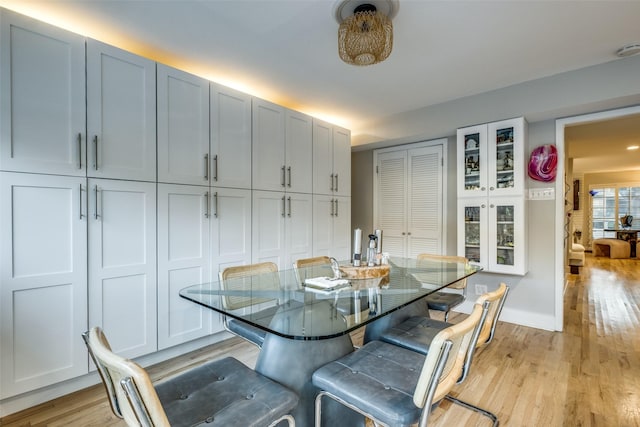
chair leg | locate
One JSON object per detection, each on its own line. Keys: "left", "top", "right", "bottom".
{"left": 444, "top": 394, "right": 499, "bottom": 426}
{"left": 444, "top": 310, "right": 450, "bottom": 322}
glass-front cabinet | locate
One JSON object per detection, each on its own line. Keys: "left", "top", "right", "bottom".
{"left": 458, "top": 197, "right": 526, "bottom": 275}
{"left": 457, "top": 117, "right": 526, "bottom": 198}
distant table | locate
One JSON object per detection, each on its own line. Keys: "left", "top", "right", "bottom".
{"left": 604, "top": 229, "right": 638, "bottom": 257}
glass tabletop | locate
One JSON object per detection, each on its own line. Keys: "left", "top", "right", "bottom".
{"left": 179, "top": 256, "right": 482, "bottom": 340}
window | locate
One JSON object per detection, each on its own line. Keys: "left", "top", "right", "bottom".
{"left": 590, "top": 184, "right": 640, "bottom": 242}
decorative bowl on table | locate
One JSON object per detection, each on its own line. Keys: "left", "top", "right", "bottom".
{"left": 339, "top": 264, "right": 390, "bottom": 289}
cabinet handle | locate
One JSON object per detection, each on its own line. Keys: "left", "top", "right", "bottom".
{"left": 330, "top": 174, "right": 334, "bottom": 192}
{"left": 77, "top": 133, "right": 82, "bottom": 170}
{"left": 204, "top": 154, "right": 209, "bottom": 181}
{"left": 281, "top": 166, "right": 286, "bottom": 187}
{"left": 282, "top": 196, "right": 286, "bottom": 217}
{"left": 79, "top": 184, "right": 84, "bottom": 219}
{"left": 481, "top": 186, "right": 486, "bottom": 191}
{"left": 489, "top": 186, "right": 495, "bottom": 191}
{"left": 287, "top": 196, "right": 292, "bottom": 217}
{"left": 334, "top": 199, "right": 339, "bottom": 217}
{"left": 481, "top": 204, "right": 486, "bottom": 209}
{"left": 93, "top": 135, "right": 99, "bottom": 170}
{"left": 204, "top": 191, "right": 210, "bottom": 218}
{"left": 213, "top": 155, "right": 218, "bottom": 182}
{"left": 490, "top": 204, "right": 495, "bottom": 208}
{"left": 287, "top": 166, "right": 292, "bottom": 188}
{"left": 93, "top": 185, "right": 100, "bottom": 220}
{"left": 407, "top": 232, "right": 411, "bottom": 235}
{"left": 213, "top": 192, "right": 218, "bottom": 218}
{"left": 335, "top": 174, "right": 339, "bottom": 192}
{"left": 330, "top": 198, "right": 334, "bottom": 216}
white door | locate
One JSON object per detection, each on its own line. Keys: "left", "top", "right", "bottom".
{"left": 332, "top": 196, "right": 352, "bottom": 261}
{"left": 285, "top": 192, "right": 314, "bottom": 267}
{"left": 375, "top": 150, "right": 408, "bottom": 257}
{"left": 88, "top": 179, "right": 157, "bottom": 359}
{"left": 210, "top": 83, "right": 252, "bottom": 189}
{"left": 312, "top": 194, "right": 334, "bottom": 257}
{"left": 87, "top": 39, "right": 156, "bottom": 182}
{"left": 157, "top": 65, "right": 209, "bottom": 186}
{"left": 312, "top": 119, "right": 333, "bottom": 195}
{"left": 0, "top": 172, "right": 87, "bottom": 398}
{"left": 0, "top": 10, "right": 86, "bottom": 176}
{"left": 211, "top": 187, "right": 252, "bottom": 278}
{"left": 252, "top": 99, "right": 285, "bottom": 191}
{"left": 332, "top": 126, "right": 351, "bottom": 197}
{"left": 285, "top": 110, "right": 313, "bottom": 194}
{"left": 157, "top": 184, "right": 215, "bottom": 349}
{"left": 251, "top": 190, "right": 286, "bottom": 268}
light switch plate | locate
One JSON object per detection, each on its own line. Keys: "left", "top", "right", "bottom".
{"left": 528, "top": 188, "right": 555, "bottom": 200}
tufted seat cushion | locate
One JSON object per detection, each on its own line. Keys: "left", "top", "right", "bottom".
{"left": 312, "top": 340, "right": 428, "bottom": 427}
{"left": 379, "top": 316, "right": 450, "bottom": 355}
{"left": 155, "top": 357, "right": 298, "bottom": 427}
{"left": 425, "top": 292, "right": 465, "bottom": 313}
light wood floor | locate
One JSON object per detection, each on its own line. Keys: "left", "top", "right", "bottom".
{"left": 2, "top": 254, "right": 639, "bottom": 426}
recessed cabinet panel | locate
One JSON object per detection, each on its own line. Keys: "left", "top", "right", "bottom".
{"left": 285, "top": 111, "right": 313, "bottom": 194}
{"left": 0, "top": 9, "right": 86, "bottom": 176}
{"left": 252, "top": 99, "right": 285, "bottom": 191}
{"left": 211, "top": 187, "right": 252, "bottom": 276}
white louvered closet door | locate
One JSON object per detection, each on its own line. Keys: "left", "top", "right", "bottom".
{"left": 375, "top": 144, "right": 444, "bottom": 258}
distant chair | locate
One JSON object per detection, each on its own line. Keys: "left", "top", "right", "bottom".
{"left": 82, "top": 326, "right": 298, "bottom": 427}
{"left": 418, "top": 253, "right": 468, "bottom": 321}
{"left": 220, "top": 262, "right": 281, "bottom": 347}
{"left": 312, "top": 303, "right": 485, "bottom": 427}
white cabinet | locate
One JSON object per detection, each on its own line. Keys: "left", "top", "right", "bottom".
{"left": 0, "top": 9, "right": 86, "bottom": 176}
{"left": 157, "top": 65, "right": 210, "bottom": 186}
{"left": 157, "top": 184, "right": 219, "bottom": 350}
{"left": 458, "top": 197, "right": 527, "bottom": 275}
{"left": 211, "top": 187, "right": 253, "bottom": 275}
{"left": 87, "top": 39, "right": 156, "bottom": 182}
{"left": 210, "top": 83, "right": 252, "bottom": 189}
{"left": 88, "top": 179, "right": 157, "bottom": 359}
{"left": 312, "top": 195, "right": 351, "bottom": 261}
{"left": 251, "top": 190, "right": 313, "bottom": 269}
{"left": 457, "top": 117, "right": 526, "bottom": 198}
{"left": 252, "top": 99, "right": 313, "bottom": 193}
{"left": 456, "top": 117, "right": 527, "bottom": 275}
{"left": 312, "top": 119, "right": 351, "bottom": 196}
{"left": 374, "top": 144, "right": 444, "bottom": 258}
{"left": 0, "top": 173, "right": 88, "bottom": 398}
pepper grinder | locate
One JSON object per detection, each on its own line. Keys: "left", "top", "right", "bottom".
{"left": 367, "top": 234, "right": 378, "bottom": 267}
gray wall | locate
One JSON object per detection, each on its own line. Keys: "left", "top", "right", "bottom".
{"left": 350, "top": 55, "right": 640, "bottom": 331}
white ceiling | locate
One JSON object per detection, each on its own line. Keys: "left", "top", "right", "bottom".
{"left": 2, "top": 0, "right": 640, "bottom": 172}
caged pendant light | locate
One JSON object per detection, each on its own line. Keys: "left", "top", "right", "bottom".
{"left": 334, "top": 0, "right": 399, "bottom": 66}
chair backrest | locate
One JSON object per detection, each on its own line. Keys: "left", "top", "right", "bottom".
{"left": 417, "top": 253, "right": 469, "bottom": 290}
{"left": 474, "top": 282, "right": 509, "bottom": 348}
{"left": 219, "top": 262, "right": 279, "bottom": 310}
{"left": 292, "top": 256, "right": 333, "bottom": 285}
{"left": 413, "top": 303, "right": 484, "bottom": 413}
{"left": 83, "top": 327, "right": 169, "bottom": 427}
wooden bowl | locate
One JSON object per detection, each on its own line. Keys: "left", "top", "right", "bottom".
{"left": 339, "top": 264, "right": 390, "bottom": 280}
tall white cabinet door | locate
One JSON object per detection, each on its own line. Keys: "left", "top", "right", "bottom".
{"left": 211, "top": 187, "right": 252, "bottom": 278}
{"left": 0, "top": 173, "right": 87, "bottom": 398}
{"left": 312, "top": 194, "right": 334, "bottom": 257}
{"left": 251, "top": 190, "right": 286, "bottom": 268}
{"left": 157, "top": 65, "right": 210, "bottom": 186}
{"left": 285, "top": 111, "right": 313, "bottom": 194}
{"left": 210, "top": 83, "right": 252, "bottom": 189}
{"left": 332, "top": 126, "right": 351, "bottom": 197}
{"left": 88, "top": 179, "right": 157, "bottom": 359}
{"left": 407, "top": 146, "right": 444, "bottom": 257}
{"left": 284, "top": 192, "right": 313, "bottom": 267}
{"left": 87, "top": 40, "right": 156, "bottom": 182}
{"left": 157, "top": 184, "right": 214, "bottom": 349}
{"left": 0, "top": 10, "right": 86, "bottom": 176}
{"left": 312, "top": 119, "right": 333, "bottom": 196}
{"left": 375, "top": 150, "right": 408, "bottom": 257}
{"left": 332, "top": 196, "right": 352, "bottom": 261}
{"left": 252, "top": 99, "right": 285, "bottom": 192}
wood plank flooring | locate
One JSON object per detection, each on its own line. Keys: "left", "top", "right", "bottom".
{"left": 2, "top": 254, "right": 639, "bottom": 426}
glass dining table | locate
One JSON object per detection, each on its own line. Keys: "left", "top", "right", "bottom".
{"left": 180, "top": 256, "right": 481, "bottom": 427}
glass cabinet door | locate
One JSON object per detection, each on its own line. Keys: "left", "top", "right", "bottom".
{"left": 488, "top": 197, "right": 526, "bottom": 274}
{"left": 457, "top": 124, "right": 487, "bottom": 197}
{"left": 457, "top": 198, "right": 488, "bottom": 270}
{"left": 487, "top": 118, "right": 525, "bottom": 197}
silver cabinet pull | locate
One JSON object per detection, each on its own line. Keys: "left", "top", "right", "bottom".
{"left": 481, "top": 187, "right": 486, "bottom": 191}
{"left": 334, "top": 199, "right": 338, "bottom": 217}
{"left": 281, "top": 196, "right": 286, "bottom": 217}
{"left": 335, "top": 174, "right": 339, "bottom": 192}
{"left": 489, "top": 186, "right": 495, "bottom": 191}
{"left": 213, "top": 155, "right": 218, "bottom": 182}
{"left": 481, "top": 204, "right": 486, "bottom": 209}
{"left": 77, "top": 133, "right": 82, "bottom": 169}
{"left": 490, "top": 204, "right": 495, "bottom": 208}
{"left": 402, "top": 232, "right": 406, "bottom": 235}
{"left": 281, "top": 166, "right": 286, "bottom": 187}
{"left": 287, "top": 166, "right": 291, "bottom": 188}
{"left": 204, "top": 191, "right": 210, "bottom": 218}
{"left": 213, "top": 192, "right": 218, "bottom": 218}
{"left": 330, "top": 174, "right": 334, "bottom": 192}
{"left": 93, "top": 185, "right": 100, "bottom": 220}
{"left": 287, "top": 196, "right": 291, "bottom": 217}
{"left": 204, "top": 154, "right": 209, "bottom": 181}
{"left": 330, "top": 198, "right": 335, "bottom": 216}
{"left": 93, "top": 135, "right": 99, "bottom": 170}
{"left": 79, "top": 184, "right": 84, "bottom": 219}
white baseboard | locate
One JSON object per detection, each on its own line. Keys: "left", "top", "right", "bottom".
{"left": 454, "top": 301, "right": 557, "bottom": 332}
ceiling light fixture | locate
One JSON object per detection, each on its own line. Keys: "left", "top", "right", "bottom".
{"left": 334, "top": 0, "right": 399, "bottom": 66}
{"left": 627, "top": 145, "right": 639, "bottom": 150}
{"left": 616, "top": 43, "right": 640, "bottom": 58}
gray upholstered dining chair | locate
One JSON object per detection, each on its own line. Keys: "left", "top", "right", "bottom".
{"left": 378, "top": 283, "right": 510, "bottom": 426}
{"left": 418, "top": 253, "right": 469, "bottom": 321}
{"left": 311, "top": 303, "right": 485, "bottom": 427}
{"left": 83, "top": 326, "right": 298, "bottom": 427}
